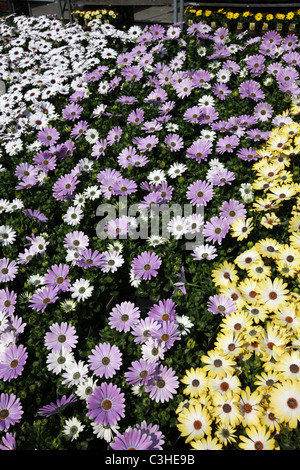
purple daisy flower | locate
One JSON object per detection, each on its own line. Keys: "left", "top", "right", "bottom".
{"left": 246, "top": 54, "right": 265, "bottom": 75}
{"left": 136, "top": 421, "right": 165, "bottom": 450}
{"left": 254, "top": 102, "right": 274, "bottom": 122}
{"left": 70, "top": 120, "right": 88, "bottom": 140}
{"left": 183, "top": 106, "right": 204, "bottom": 123}
{"left": 29, "top": 286, "right": 58, "bottom": 313}
{"left": 186, "top": 180, "right": 214, "bottom": 207}
{"left": 0, "top": 393, "right": 23, "bottom": 431}
{"left": 112, "top": 178, "right": 137, "bottom": 196}
{"left": 108, "top": 301, "right": 140, "bottom": 333}
{"left": 86, "top": 382, "right": 125, "bottom": 427}
{"left": 0, "top": 288, "right": 17, "bottom": 315}
{"left": 135, "top": 135, "right": 159, "bottom": 153}
{"left": 216, "top": 135, "right": 240, "bottom": 154}
{"left": 131, "top": 317, "right": 161, "bottom": 344}
{"left": 64, "top": 230, "right": 89, "bottom": 251}
{"left": 203, "top": 216, "right": 230, "bottom": 245}
{"left": 38, "top": 394, "right": 77, "bottom": 417}
{"left": 164, "top": 133, "right": 184, "bottom": 152}
{"left": 207, "top": 293, "right": 237, "bottom": 316}
{"left": 213, "top": 82, "right": 231, "bottom": 100}
{"left": 0, "top": 258, "right": 18, "bottom": 283}
{"left": 76, "top": 248, "right": 103, "bottom": 269}
{"left": 37, "top": 126, "right": 60, "bottom": 147}
{"left": 186, "top": 139, "right": 213, "bottom": 163}
{"left": 110, "top": 428, "right": 152, "bottom": 450}
{"left": 0, "top": 432, "right": 16, "bottom": 450}
{"left": 0, "top": 344, "right": 28, "bottom": 382}
{"left": 52, "top": 173, "right": 79, "bottom": 201}
{"left": 236, "top": 147, "right": 260, "bottom": 162}
{"left": 131, "top": 251, "right": 162, "bottom": 280}
{"left": 148, "top": 298, "right": 177, "bottom": 323}
{"left": 145, "top": 364, "right": 179, "bottom": 403}
{"left": 44, "top": 322, "right": 78, "bottom": 353}
{"left": 88, "top": 342, "right": 122, "bottom": 379}
{"left": 124, "top": 359, "right": 156, "bottom": 386}
{"left": 33, "top": 151, "right": 57, "bottom": 171}
{"left": 151, "top": 320, "right": 181, "bottom": 351}
{"left": 99, "top": 251, "right": 124, "bottom": 273}
{"left": 22, "top": 209, "right": 48, "bottom": 222}
{"left": 208, "top": 168, "right": 235, "bottom": 186}
{"left": 239, "top": 80, "right": 265, "bottom": 102}
{"left": 107, "top": 126, "right": 123, "bottom": 146}
{"left": 44, "top": 263, "right": 70, "bottom": 292}
{"left": 62, "top": 103, "right": 83, "bottom": 121}
{"left": 219, "top": 199, "right": 247, "bottom": 223}
{"left": 91, "top": 139, "right": 107, "bottom": 159}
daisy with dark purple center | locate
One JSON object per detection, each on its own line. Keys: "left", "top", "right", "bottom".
{"left": 0, "top": 393, "right": 23, "bottom": 431}
{"left": 110, "top": 428, "right": 152, "bottom": 450}
{"left": 125, "top": 358, "right": 156, "bottom": 386}
{"left": 29, "top": 285, "right": 58, "bottom": 313}
{"left": 37, "top": 126, "right": 60, "bottom": 147}
{"left": 0, "top": 344, "right": 28, "bottom": 382}
{"left": 88, "top": 342, "right": 122, "bottom": 379}
{"left": 108, "top": 301, "right": 140, "bottom": 333}
{"left": 38, "top": 394, "right": 77, "bottom": 417}
{"left": 186, "top": 180, "right": 214, "bottom": 207}
{"left": 86, "top": 382, "right": 125, "bottom": 427}
{"left": 44, "top": 263, "right": 70, "bottom": 292}
{"left": 44, "top": 321, "right": 78, "bottom": 353}
{"left": 145, "top": 364, "right": 179, "bottom": 403}
{"left": 131, "top": 251, "right": 162, "bottom": 280}
{"left": 203, "top": 216, "right": 230, "bottom": 245}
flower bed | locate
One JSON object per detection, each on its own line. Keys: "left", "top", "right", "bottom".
{"left": 0, "top": 14, "right": 299, "bottom": 450}
{"left": 184, "top": 6, "right": 300, "bottom": 35}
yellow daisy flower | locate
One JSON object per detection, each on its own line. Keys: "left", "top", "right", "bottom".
{"left": 276, "top": 261, "right": 298, "bottom": 278}
{"left": 235, "top": 248, "right": 261, "bottom": 270}
{"left": 215, "top": 423, "right": 237, "bottom": 447}
{"left": 208, "top": 373, "right": 242, "bottom": 397}
{"left": 247, "top": 261, "right": 272, "bottom": 282}
{"left": 211, "top": 390, "right": 242, "bottom": 427}
{"left": 259, "top": 322, "right": 289, "bottom": 362}
{"left": 288, "top": 214, "right": 300, "bottom": 233}
{"left": 230, "top": 217, "right": 254, "bottom": 241}
{"left": 290, "top": 232, "right": 300, "bottom": 250}
{"left": 243, "top": 303, "right": 269, "bottom": 324}
{"left": 211, "top": 261, "right": 239, "bottom": 287}
{"left": 180, "top": 367, "right": 208, "bottom": 398}
{"left": 254, "top": 369, "right": 283, "bottom": 393}
{"left": 255, "top": 237, "right": 281, "bottom": 258}
{"left": 252, "top": 197, "right": 280, "bottom": 212}
{"left": 272, "top": 350, "right": 300, "bottom": 381}
{"left": 257, "top": 277, "right": 289, "bottom": 312}
{"left": 260, "top": 212, "right": 281, "bottom": 230}
{"left": 238, "top": 386, "right": 264, "bottom": 427}
{"left": 214, "top": 330, "right": 246, "bottom": 358}
{"left": 238, "top": 277, "right": 260, "bottom": 304}
{"left": 269, "top": 379, "right": 300, "bottom": 429}
{"left": 219, "top": 309, "right": 253, "bottom": 335}
{"left": 260, "top": 406, "right": 282, "bottom": 433}
{"left": 201, "top": 349, "right": 236, "bottom": 379}
{"left": 276, "top": 244, "right": 300, "bottom": 270}
{"left": 271, "top": 302, "right": 300, "bottom": 333}
{"left": 268, "top": 184, "right": 297, "bottom": 203}
{"left": 238, "top": 424, "right": 277, "bottom": 450}
{"left": 190, "top": 435, "right": 223, "bottom": 450}
{"left": 177, "top": 403, "right": 212, "bottom": 443}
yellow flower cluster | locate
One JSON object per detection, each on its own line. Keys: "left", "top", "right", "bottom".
{"left": 72, "top": 8, "right": 118, "bottom": 23}
{"left": 176, "top": 103, "right": 300, "bottom": 450}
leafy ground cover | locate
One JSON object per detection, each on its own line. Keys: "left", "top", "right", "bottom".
{"left": 0, "top": 13, "right": 299, "bottom": 450}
